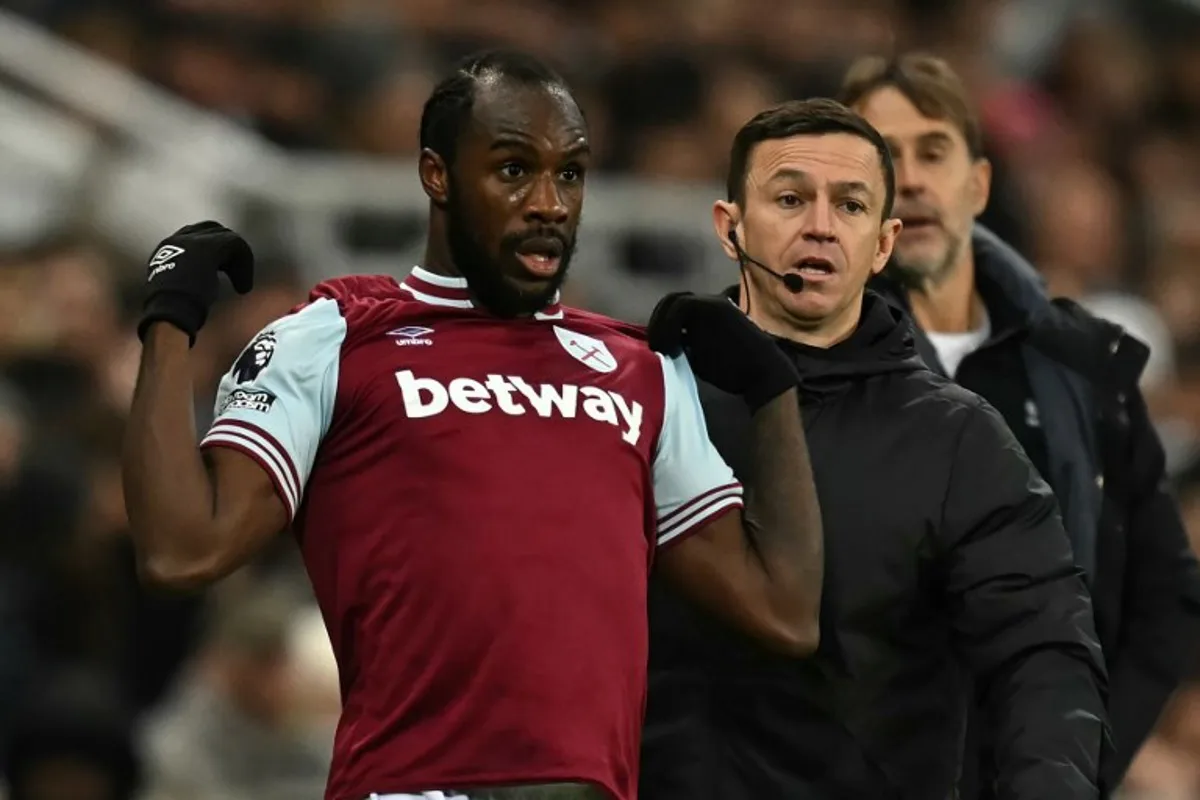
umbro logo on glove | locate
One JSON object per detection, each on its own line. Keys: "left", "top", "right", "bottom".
{"left": 137, "top": 221, "right": 255, "bottom": 346}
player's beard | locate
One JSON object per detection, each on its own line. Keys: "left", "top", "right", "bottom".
{"left": 445, "top": 191, "right": 576, "bottom": 319}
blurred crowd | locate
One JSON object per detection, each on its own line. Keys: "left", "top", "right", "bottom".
{"left": 3, "top": 0, "right": 1200, "bottom": 798}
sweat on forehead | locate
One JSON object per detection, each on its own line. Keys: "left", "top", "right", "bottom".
{"left": 473, "top": 69, "right": 573, "bottom": 101}
{"left": 469, "top": 77, "right": 584, "bottom": 128}
{"left": 419, "top": 50, "right": 583, "bottom": 165}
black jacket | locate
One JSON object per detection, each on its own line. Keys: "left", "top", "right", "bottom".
{"left": 641, "top": 292, "right": 1108, "bottom": 800}
{"left": 873, "top": 225, "right": 1200, "bottom": 789}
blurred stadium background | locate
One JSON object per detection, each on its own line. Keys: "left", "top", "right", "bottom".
{"left": 2, "top": 0, "right": 1200, "bottom": 798}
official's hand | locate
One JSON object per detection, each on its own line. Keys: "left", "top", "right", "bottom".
{"left": 137, "top": 221, "right": 254, "bottom": 345}
{"left": 647, "top": 292, "right": 799, "bottom": 411}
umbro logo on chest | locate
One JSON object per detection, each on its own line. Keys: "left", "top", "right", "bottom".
{"left": 381, "top": 324, "right": 620, "bottom": 372}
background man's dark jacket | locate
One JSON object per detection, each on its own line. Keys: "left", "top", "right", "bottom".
{"left": 641, "top": 292, "right": 1107, "bottom": 800}
{"left": 872, "top": 225, "right": 1200, "bottom": 791}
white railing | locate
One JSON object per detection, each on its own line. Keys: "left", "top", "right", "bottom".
{"left": 0, "top": 10, "right": 735, "bottom": 321}
{"left": 0, "top": 8, "right": 279, "bottom": 182}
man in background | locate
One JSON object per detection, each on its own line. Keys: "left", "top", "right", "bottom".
{"left": 840, "top": 52, "right": 1200, "bottom": 795}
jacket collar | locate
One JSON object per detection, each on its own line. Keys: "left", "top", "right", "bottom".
{"left": 969, "top": 227, "right": 1148, "bottom": 386}
{"left": 398, "top": 266, "right": 565, "bottom": 321}
{"left": 873, "top": 224, "right": 1148, "bottom": 388}
{"left": 970, "top": 224, "right": 1052, "bottom": 326}
{"left": 720, "top": 285, "right": 925, "bottom": 392}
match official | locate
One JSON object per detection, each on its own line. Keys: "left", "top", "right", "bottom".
{"left": 641, "top": 98, "right": 1107, "bottom": 799}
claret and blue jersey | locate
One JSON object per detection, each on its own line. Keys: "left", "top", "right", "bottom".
{"left": 199, "top": 266, "right": 743, "bottom": 800}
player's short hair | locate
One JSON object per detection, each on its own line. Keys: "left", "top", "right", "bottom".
{"left": 726, "top": 98, "right": 896, "bottom": 220}
{"left": 838, "top": 53, "right": 984, "bottom": 159}
{"left": 419, "top": 49, "right": 572, "bottom": 167}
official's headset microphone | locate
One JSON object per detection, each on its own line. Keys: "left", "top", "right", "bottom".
{"left": 727, "top": 230, "right": 805, "bottom": 294}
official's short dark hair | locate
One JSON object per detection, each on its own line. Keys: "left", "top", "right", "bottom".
{"left": 419, "top": 50, "right": 572, "bottom": 166}
{"left": 726, "top": 98, "right": 896, "bottom": 220}
{"left": 839, "top": 53, "right": 984, "bottom": 159}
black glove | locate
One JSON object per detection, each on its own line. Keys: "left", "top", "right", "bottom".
{"left": 137, "top": 221, "right": 254, "bottom": 345}
{"left": 648, "top": 292, "right": 800, "bottom": 412}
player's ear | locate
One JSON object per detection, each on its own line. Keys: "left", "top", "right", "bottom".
{"left": 419, "top": 148, "right": 450, "bottom": 206}
{"left": 713, "top": 201, "right": 740, "bottom": 262}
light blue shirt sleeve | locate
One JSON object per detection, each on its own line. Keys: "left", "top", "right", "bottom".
{"left": 651, "top": 352, "right": 743, "bottom": 548}
{"left": 200, "top": 297, "right": 346, "bottom": 520}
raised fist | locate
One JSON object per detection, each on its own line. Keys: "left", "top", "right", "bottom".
{"left": 137, "top": 221, "right": 254, "bottom": 345}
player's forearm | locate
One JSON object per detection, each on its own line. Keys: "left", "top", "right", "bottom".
{"left": 122, "top": 324, "right": 219, "bottom": 583}
{"left": 744, "top": 388, "right": 823, "bottom": 639}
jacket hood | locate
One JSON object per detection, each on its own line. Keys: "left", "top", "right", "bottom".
{"left": 723, "top": 286, "right": 925, "bottom": 396}
{"left": 970, "top": 224, "right": 1053, "bottom": 323}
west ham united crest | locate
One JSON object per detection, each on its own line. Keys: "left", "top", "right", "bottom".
{"left": 554, "top": 326, "right": 617, "bottom": 374}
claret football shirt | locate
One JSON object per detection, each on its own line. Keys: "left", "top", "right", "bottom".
{"left": 200, "top": 267, "right": 743, "bottom": 800}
